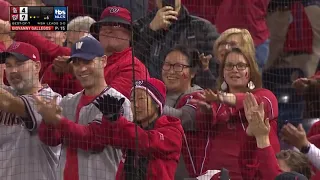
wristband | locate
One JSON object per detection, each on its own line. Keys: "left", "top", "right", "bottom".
{"left": 300, "top": 144, "right": 311, "bottom": 154}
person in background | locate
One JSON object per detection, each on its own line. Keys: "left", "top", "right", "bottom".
{"left": 240, "top": 93, "right": 312, "bottom": 179}
{"left": 83, "top": 0, "right": 148, "bottom": 21}
{"left": 292, "top": 71, "right": 320, "bottom": 119}
{"left": 41, "top": 16, "right": 96, "bottom": 96}
{"left": 0, "top": 42, "right": 4, "bottom": 86}
{"left": 281, "top": 122, "right": 320, "bottom": 171}
{"left": 267, "top": 0, "right": 320, "bottom": 77}
{"left": 39, "top": 31, "right": 66, "bottom": 48}
{"left": 0, "top": 0, "right": 10, "bottom": 21}
{"left": 1, "top": 0, "right": 69, "bottom": 79}
{"left": 213, "top": 28, "right": 255, "bottom": 65}
{"left": 37, "top": 36, "right": 133, "bottom": 180}
{"left": 275, "top": 172, "right": 309, "bottom": 180}
{"left": 215, "top": 0, "right": 270, "bottom": 71}
{"left": 133, "top": 0, "right": 219, "bottom": 85}
{"left": 0, "top": 19, "right": 14, "bottom": 85}
{"left": 89, "top": 6, "right": 149, "bottom": 98}
{"left": 66, "top": 16, "right": 96, "bottom": 48}
{"left": 191, "top": 47, "right": 280, "bottom": 179}
{"left": 181, "top": 0, "right": 223, "bottom": 25}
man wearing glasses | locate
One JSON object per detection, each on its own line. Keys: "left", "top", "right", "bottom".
{"left": 89, "top": 6, "right": 149, "bottom": 98}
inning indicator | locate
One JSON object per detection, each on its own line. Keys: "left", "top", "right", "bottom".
{"left": 10, "top": 6, "right": 68, "bottom": 31}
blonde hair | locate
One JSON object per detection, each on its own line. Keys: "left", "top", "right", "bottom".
{"left": 67, "top": 16, "right": 96, "bottom": 33}
{"left": 213, "top": 28, "right": 255, "bottom": 60}
{"left": 276, "top": 150, "right": 313, "bottom": 179}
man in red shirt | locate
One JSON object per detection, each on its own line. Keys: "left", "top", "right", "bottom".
{"left": 88, "top": 6, "right": 149, "bottom": 98}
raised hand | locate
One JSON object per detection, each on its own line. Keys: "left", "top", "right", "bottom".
{"left": 244, "top": 93, "right": 259, "bottom": 124}
{"left": 292, "top": 78, "right": 310, "bottom": 94}
{"left": 244, "top": 93, "right": 270, "bottom": 137}
{"left": 149, "top": 6, "right": 178, "bottom": 31}
{"left": 33, "top": 95, "right": 62, "bottom": 126}
{"left": 199, "top": 53, "right": 212, "bottom": 70}
{"left": 281, "top": 123, "right": 310, "bottom": 150}
{"left": 93, "top": 94, "right": 125, "bottom": 121}
{"left": 203, "top": 89, "right": 222, "bottom": 103}
{"left": 0, "top": 19, "right": 10, "bottom": 34}
{"left": 52, "top": 56, "right": 72, "bottom": 74}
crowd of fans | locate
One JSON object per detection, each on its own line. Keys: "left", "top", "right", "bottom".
{"left": 0, "top": 0, "right": 320, "bottom": 180}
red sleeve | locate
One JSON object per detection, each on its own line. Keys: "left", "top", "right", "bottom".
{"left": 0, "top": 0, "right": 10, "bottom": 21}
{"left": 106, "top": 117, "right": 182, "bottom": 156}
{"left": 196, "top": 102, "right": 220, "bottom": 129}
{"left": 177, "top": 92, "right": 217, "bottom": 130}
{"left": 308, "top": 121, "right": 320, "bottom": 138}
{"left": 14, "top": 31, "right": 71, "bottom": 60}
{"left": 234, "top": 89, "right": 279, "bottom": 120}
{"left": 57, "top": 117, "right": 107, "bottom": 152}
{"left": 108, "top": 59, "right": 149, "bottom": 98}
{"left": 311, "top": 71, "right": 320, "bottom": 79}
{"left": 0, "top": 41, "right": 5, "bottom": 52}
{"left": 257, "top": 146, "right": 282, "bottom": 180}
{"left": 38, "top": 121, "right": 62, "bottom": 146}
{"left": 239, "top": 120, "right": 280, "bottom": 180}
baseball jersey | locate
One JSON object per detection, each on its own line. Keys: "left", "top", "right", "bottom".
{"left": 56, "top": 86, "right": 133, "bottom": 180}
{"left": 0, "top": 85, "right": 61, "bottom": 180}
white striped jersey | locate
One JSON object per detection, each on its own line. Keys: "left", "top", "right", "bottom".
{"left": 0, "top": 85, "right": 61, "bottom": 180}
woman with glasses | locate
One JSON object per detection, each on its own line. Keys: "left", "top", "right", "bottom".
{"left": 161, "top": 45, "right": 210, "bottom": 179}
{"left": 191, "top": 47, "right": 280, "bottom": 179}
{"left": 197, "top": 28, "right": 255, "bottom": 90}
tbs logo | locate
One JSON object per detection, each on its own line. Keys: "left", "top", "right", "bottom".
{"left": 54, "top": 7, "right": 67, "bottom": 21}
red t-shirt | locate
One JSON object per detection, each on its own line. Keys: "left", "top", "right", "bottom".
{"left": 64, "top": 94, "right": 96, "bottom": 180}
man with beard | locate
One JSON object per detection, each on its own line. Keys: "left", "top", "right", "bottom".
{"left": 0, "top": 41, "right": 61, "bottom": 180}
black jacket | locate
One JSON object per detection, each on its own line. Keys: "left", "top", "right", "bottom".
{"left": 133, "top": 6, "right": 219, "bottom": 85}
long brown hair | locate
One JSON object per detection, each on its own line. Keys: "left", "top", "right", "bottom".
{"left": 216, "top": 47, "right": 262, "bottom": 92}
{"left": 276, "top": 150, "right": 313, "bottom": 179}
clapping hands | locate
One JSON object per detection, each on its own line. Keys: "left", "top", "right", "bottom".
{"left": 281, "top": 122, "right": 310, "bottom": 150}
{"left": 243, "top": 93, "right": 270, "bottom": 137}
{"left": 33, "top": 95, "right": 62, "bottom": 126}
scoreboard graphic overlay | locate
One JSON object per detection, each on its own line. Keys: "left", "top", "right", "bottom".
{"left": 10, "top": 6, "right": 68, "bottom": 31}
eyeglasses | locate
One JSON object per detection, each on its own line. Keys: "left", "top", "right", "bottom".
{"left": 219, "top": 41, "right": 239, "bottom": 49}
{"left": 224, "top": 62, "right": 248, "bottom": 71}
{"left": 162, "top": 62, "right": 191, "bottom": 72}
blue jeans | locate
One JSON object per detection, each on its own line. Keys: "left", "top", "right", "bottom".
{"left": 256, "top": 39, "right": 270, "bottom": 71}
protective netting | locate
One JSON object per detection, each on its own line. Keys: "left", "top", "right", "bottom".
{"left": 0, "top": 0, "right": 320, "bottom": 180}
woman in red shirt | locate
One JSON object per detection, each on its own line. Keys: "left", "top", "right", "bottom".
{"left": 192, "top": 47, "right": 280, "bottom": 179}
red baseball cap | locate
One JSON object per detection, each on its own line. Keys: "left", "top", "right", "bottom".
{"left": 90, "top": 6, "right": 131, "bottom": 36}
{"left": 0, "top": 42, "right": 40, "bottom": 64}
